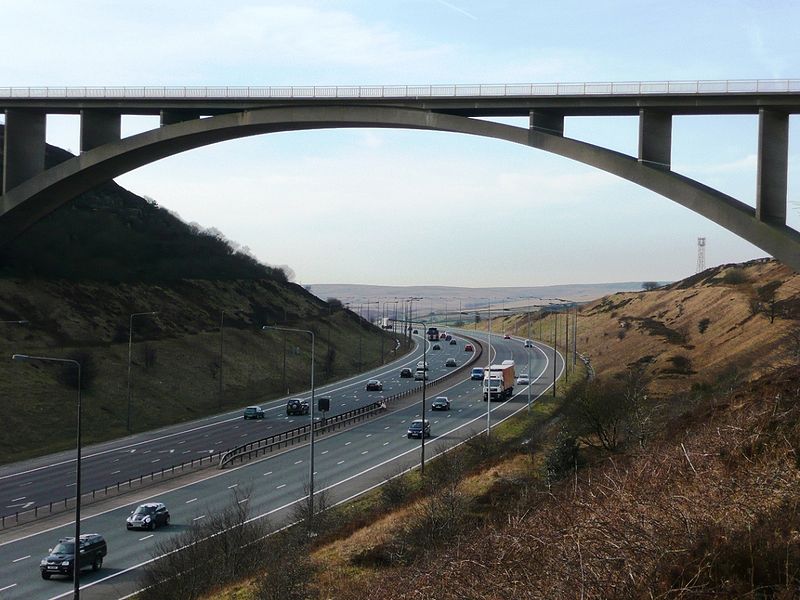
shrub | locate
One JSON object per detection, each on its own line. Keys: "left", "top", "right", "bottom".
{"left": 722, "top": 267, "right": 749, "bottom": 284}
{"left": 698, "top": 318, "right": 711, "bottom": 334}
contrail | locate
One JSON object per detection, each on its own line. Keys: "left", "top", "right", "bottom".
{"left": 433, "top": 0, "right": 478, "bottom": 20}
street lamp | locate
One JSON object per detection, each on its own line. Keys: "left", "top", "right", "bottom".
{"left": 12, "top": 353, "right": 82, "bottom": 599}
{"left": 126, "top": 311, "right": 158, "bottom": 433}
{"left": 408, "top": 319, "right": 428, "bottom": 476}
{"left": 262, "top": 325, "right": 316, "bottom": 529}
{"left": 1, "top": 319, "right": 29, "bottom": 324}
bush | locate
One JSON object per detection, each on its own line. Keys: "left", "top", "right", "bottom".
{"left": 545, "top": 427, "right": 580, "bottom": 483}
{"left": 698, "top": 318, "right": 711, "bottom": 334}
{"left": 722, "top": 268, "right": 749, "bottom": 284}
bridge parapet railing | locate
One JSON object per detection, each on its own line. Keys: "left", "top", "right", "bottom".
{"left": 1, "top": 79, "right": 799, "bottom": 101}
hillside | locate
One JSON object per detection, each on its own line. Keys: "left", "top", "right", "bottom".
{"left": 203, "top": 258, "right": 800, "bottom": 599}
{"left": 0, "top": 128, "right": 398, "bottom": 462}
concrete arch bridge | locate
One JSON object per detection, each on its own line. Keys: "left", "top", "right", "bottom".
{"left": 1, "top": 80, "right": 799, "bottom": 269}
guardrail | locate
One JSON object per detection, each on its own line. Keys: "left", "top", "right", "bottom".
{"left": 0, "top": 79, "right": 798, "bottom": 100}
{"left": 0, "top": 333, "right": 483, "bottom": 530}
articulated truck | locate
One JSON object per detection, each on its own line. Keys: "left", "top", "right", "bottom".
{"left": 483, "top": 363, "right": 515, "bottom": 401}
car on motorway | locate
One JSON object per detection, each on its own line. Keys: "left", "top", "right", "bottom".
{"left": 464, "top": 344, "right": 474, "bottom": 352}
{"left": 431, "top": 396, "right": 451, "bottom": 411}
{"left": 40, "top": 533, "right": 106, "bottom": 579}
{"left": 449, "top": 338, "right": 457, "bottom": 345}
{"left": 366, "top": 379, "right": 383, "bottom": 391}
{"left": 286, "top": 398, "right": 310, "bottom": 415}
{"left": 126, "top": 502, "right": 170, "bottom": 531}
{"left": 432, "top": 344, "right": 441, "bottom": 350}
{"left": 407, "top": 418, "right": 431, "bottom": 438}
{"left": 243, "top": 405, "right": 265, "bottom": 419}
{"left": 412, "top": 329, "right": 418, "bottom": 334}
{"left": 417, "top": 361, "right": 429, "bottom": 370}
{"left": 524, "top": 339, "right": 534, "bottom": 348}
{"left": 414, "top": 369, "right": 429, "bottom": 381}
{"left": 400, "top": 367, "right": 413, "bottom": 378}
{"left": 516, "top": 374, "right": 530, "bottom": 385}
{"left": 445, "top": 358, "right": 457, "bottom": 367}
{"left": 445, "top": 334, "right": 452, "bottom": 341}
{"left": 471, "top": 367, "right": 485, "bottom": 380}
{"left": 503, "top": 334, "right": 511, "bottom": 340}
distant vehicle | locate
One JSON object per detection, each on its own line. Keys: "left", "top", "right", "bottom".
{"left": 431, "top": 396, "right": 450, "bottom": 411}
{"left": 243, "top": 406, "right": 265, "bottom": 420}
{"left": 432, "top": 344, "right": 441, "bottom": 350}
{"left": 40, "top": 533, "right": 106, "bottom": 579}
{"left": 464, "top": 344, "right": 474, "bottom": 352}
{"left": 503, "top": 334, "right": 511, "bottom": 340}
{"left": 126, "top": 502, "right": 170, "bottom": 531}
{"left": 445, "top": 334, "right": 452, "bottom": 341}
{"left": 516, "top": 374, "right": 530, "bottom": 385}
{"left": 407, "top": 419, "right": 431, "bottom": 438}
{"left": 286, "top": 398, "right": 309, "bottom": 416}
{"left": 471, "top": 367, "right": 485, "bottom": 380}
{"left": 366, "top": 379, "right": 383, "bottom": 391}
{"left": 445, "top": 358, "right": 457, "bottom": 367}
{"left": 483, "top": 364, "right": 515, "bottom": 401}
{"left": 524, "top": 339, "right": 534, "bottom": 348}
{"left": 449, "top": 339, "right": 457, "bottom": 345}
{"left": 417, "top": 361, "right": 429, "bottom": 370}
{"left": 400, "top": 368, "right": 413, "bottom": 378}
{"left": 414, "top": 369, "right": 429, "bottom": 381}
{"left": 439, "top": 333, "right": 447, "bottom": 340}
{"left": 426, "top": 327, "right": 439, "bottom": 341}
{"left": 381, "top": 317, "right": 392, "bottom": 329}
{"left": 413, "top": 329, "right": 418, "bottom": 334}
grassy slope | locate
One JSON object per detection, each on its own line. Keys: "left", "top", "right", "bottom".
{"left": 207, "top": 258, "right": 800, "bottom": 599}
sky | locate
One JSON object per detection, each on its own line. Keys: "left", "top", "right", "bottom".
{"left": 1, "top": 0, "right": 799, "bottom": 287}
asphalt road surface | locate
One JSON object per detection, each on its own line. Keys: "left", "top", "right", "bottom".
{"left": 0, "top": 332, "right": 564, "bottom": 600}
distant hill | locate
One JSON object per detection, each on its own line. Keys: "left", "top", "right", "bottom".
{"left": 308, "top": 281, "right": 655, "bottom": 312}
{"left": 0, "top": 125, "right": 284, "bottom": 282}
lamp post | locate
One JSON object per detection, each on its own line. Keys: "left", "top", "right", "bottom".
{"left": 262, "top": 325, "right": 316, "bottom": 528}
{"left": 12, "top": 353, "right": 82, "bottom": 599}
{"left": 408, "top": 319, "right": 428, "bottom": 476}
{"left": 1, "top": 319, "right": 29, "bottom": 325}
{"left": 126, "top": 311, "right": 157, "bottom": 433}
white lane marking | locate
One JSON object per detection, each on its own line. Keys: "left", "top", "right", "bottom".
{"left": 182, "top": 450, "right": 191, "bottom": 454}
{"left": 238, "top": 498, "right": 249, "bottom": 504}
{"left": 361, "top": 451, "right": 368, "bottom": 455}
{"left": 111, "top": 470, "right": 121, "bottom": 475}
{"left": 337, "top": 460, "right": 345, "bottom": 465}
{"left": 65, "top": 482, "right": 76, "bottom": 487}
{"left": 344, "top": 441, "right": 351, "bottom": 446}
{"left": 193, "top": 515, "right": 206, "bottom": 522}
{"left": 19, "top": 481, "right": 32, "bottom": 486}
{"left": 143, "top": 450, "right": 151, "bottom": 454}
{"left": 365, "top": 434, "right": 372, "bottom": 438}
{"left": 151, "top": 459, "right": 160, "bottom": 464}
{"left": 139, "top": 535, "right": 153, "bottom": 541}
{"left": 384, "top": 426, "right": 390, "bottom": 430}
{"left": 276, "top": 484, "right": 286, "bottom": 489}
{"left": 215, "top": 441, "right": 223, "bottom": 445}
{"left": 263, "top": 471, "right": 273, "bottom": 476}
{"left": 294, "top": 460, "right": 303, "bottom": 465}
{"left": 227, "top": 484, "right": 238, "bottom": 489}
{"left": 321, "top": 450, "right": 329, "bottom": 455}
{"left": 12, "top": 555, "right": 30, "bottom": 562}
{"left": 177, "top": 440, "right": 186, "bottom": 444}
{"left": 383, "top": 441, "right": 390, "bottom": 446}
{"left": 0, "top": 584, "right": 17, "bottom": 592}
{"left": 185, "top": 498, "right": 197, "bottom": 504}
{"left": 10, "top": 497, "right": 25, "bottom": 502}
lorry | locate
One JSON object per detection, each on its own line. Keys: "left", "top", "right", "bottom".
{"left": 426, "top": 327, "right": 439, "bottom": 341}
{"left": 483, "top": 363, "right": 515, "bottom": 401}
{"left": 381, "top": 317, "right": 392, "bottom": 329}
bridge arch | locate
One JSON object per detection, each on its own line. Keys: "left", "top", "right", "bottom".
{"left": 1, "top": 105, "right": 798, "bottom": 270}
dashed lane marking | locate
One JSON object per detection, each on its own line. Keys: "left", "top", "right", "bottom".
{"left": 138, "top": 535, "right": 153, "bottom": 541}
{"left": 12, "top": 555, "right": 29, "bottom": 563}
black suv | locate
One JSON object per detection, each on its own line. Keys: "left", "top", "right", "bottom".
{"left": 286, "top": 398, "right": 309, "bottom": 416}
{"left": 400, "top": 368, "right": 413, "bottom": 378}
{"left": 40, "top": 533, "right": 107, "bottom": 579}
{"left": 365, "top": 379, "right": 383, "bottom": 391}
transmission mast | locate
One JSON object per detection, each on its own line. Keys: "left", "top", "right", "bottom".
{"left": 696, "top": 237, "right": 706, "bottom": 273}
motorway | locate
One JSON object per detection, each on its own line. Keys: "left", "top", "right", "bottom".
{"left": 0, "top": 332, "right": 564, "bottom": 599}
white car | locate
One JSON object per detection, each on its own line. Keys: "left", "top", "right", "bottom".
{"left": 524, "top": 339, "right": 534, "bottom": 348}
{"left": 414, "top": 369, "right": 429, "bottom": 381}
{"left": 516, "top": 374, "right": 530, "bottom": 385}
{"left": 416, "top": 361, "right": 429, "bottom": 371}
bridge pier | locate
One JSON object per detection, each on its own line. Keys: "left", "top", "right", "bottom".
{"left": 2, "top": 109, "right": 46, "bottom": 194}
{"left": 638, "top": 109, "right": 672, "bottom": 169}
{"left": 80, "top": 110, "right": 121, "bottom": 152}
{"left": 756, "top": 109, "right": 789, "bottom": 225}
{"left": 529, "top": 110, "right": 564, "bottom": 136}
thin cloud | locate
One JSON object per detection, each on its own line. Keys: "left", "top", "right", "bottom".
{"left": 432, "top": 0, "right": 478, "bottom": 20}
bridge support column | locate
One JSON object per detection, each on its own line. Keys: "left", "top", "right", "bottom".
{"left": 3, "top": 109, "right": 46, "bottom": 194}
{"left": 756, "top": 109, "right": 788, "bottom": 225}
{"left": 80, "top": 110, "right": 121, "bottom": 152}
{"left": 529, "top": 110, "right": 564, "bottom": 136}
{"left": 160, "top": 110, "right": 200, "bottom": 126}
{"left": 638, "top": 109, "right": 672, "bottom": 169}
